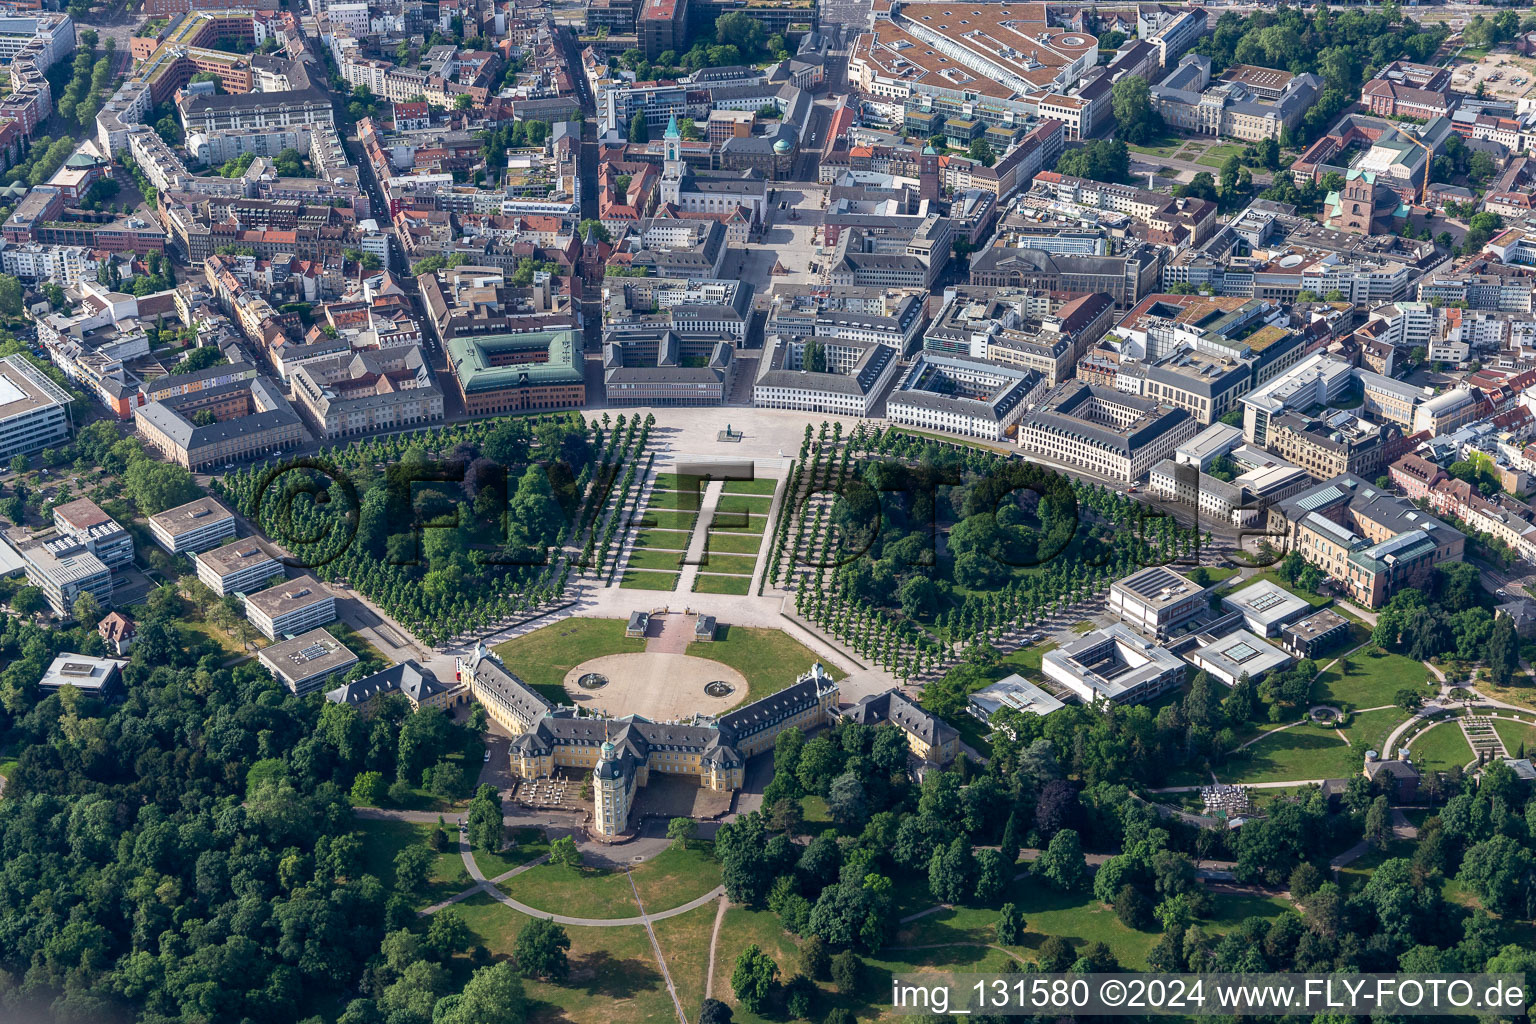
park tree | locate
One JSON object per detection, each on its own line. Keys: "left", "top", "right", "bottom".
{"left": 514, "top": 918, "right": 571, "bottom": 980}
{"left": 350, "top": 771, "right": 386, "bottom": 806}
{"left": 467, "top": 784, "right": 504, "bottom": 851}
{"left": 830, "top": 950, "right": 862, "bottom": 994}
{"left": 1034, "top": 829, "right": 1087, "bottom": 891}
{"left": 731, "top": 944, "right": 779, "bottom": 1012}
{"left": 1486, "top": 613, "right": 1520, "bottom": 686}
{"left": 699, "top": 998, "right": 733, "bottom": 1024}
{"left": 996, "top": 902, "right": 1026, "bottom": 945}
{"left": 1111, "top": 75, "right": 1160, "bottom": 145}
{"left": 629, "top": 109, "right": 648, "bottom": 143}
{"left": 393, "top": 844, "right": 432, "bottom": 893}
{"left": 437, "top": 962, "right": 527, "bottom": 1024}
{"left": 549, "top": 836, "right": 582, "bottom": 868}
{"left": 667, "top": 816, "right": 697, "bottom": 849}
{"left": 799, "top": 935, "right": 829, "bottom": 980}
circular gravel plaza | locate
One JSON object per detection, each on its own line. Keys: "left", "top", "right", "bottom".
{"left": 561, "top": 653, "right": 749, "bottom": 719}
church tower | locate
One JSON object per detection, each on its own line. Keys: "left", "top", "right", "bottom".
{"left": 660, "top": 113, "right": 685, "bottom": 206}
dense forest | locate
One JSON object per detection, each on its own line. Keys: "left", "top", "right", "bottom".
{"left": 715, "top": 710, "right": 1536, "bottom": 1020}
{"left": 0, "top": 583, "right": 517, "bottom": 1022}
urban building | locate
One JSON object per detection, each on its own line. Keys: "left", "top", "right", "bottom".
{"left": 886, "top": 353, "right": 1044, "bottom": 441}
{"left": 244, "top": 574, "right": 337, "bottom": 640}
{"left": 147, "top": 496, "right": 237, "bottom": 555}
{"left": 445, "top": 331, "right": 586, "bottom": 416}
{"left": 0, "top": 354, "right": 72, "bottom": 462}
{"left": 38, "top": 653, "right": 126, "bottom": 697}
{"left": 51, "top": 498, "right": 133, "bottom": 571}
{"left": 195, "top": 539, "right": 280, "bottom": 597}
{"left": 1220, "top": 579, "right": 1311, "bottom": 637}
{"left": 1107, "top": 565, "right": 1207, "bottom": 639}
{"left": 753, "top": 336, "right": 899, "bottom": 417}
{"left": 1015, "top": 382, "right": 1196, "bottom": 482}
{"left": 1042, "top": 622, "right": 1187, "bottom": 705}
{"left": 1, "top": 527, "right": 113, "bottom": 616}
{"left": 1189, "top": 628, "right": 1293, "bottom": 687}
{"left": 259, "top": 629, "right": 358, "bottom": 695}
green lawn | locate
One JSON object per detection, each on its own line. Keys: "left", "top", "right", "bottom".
{"left": 1311, "top": 648, "right": 1431, "bottom": 709}
{"left": 650, "top": 899, "right": 718, "bottom": 1014}
{"left": 620, "top": 570, "right": 679, "bottom": 591}
{"left": 715, "top": 494, "right": 773, "bottom": 515}
{"left": 896, "top": 879, "right": 1294, "bottom": 973}
{"left": 1220, "top": 707, "right": 1407, "bottom": 785}
{"left": 1203, "top": 142, "right": 1244, "bottom": 163}
{"left": 354, "top": 818, "right": 470, "bottom": 906}
{"left": 715, "top": 906, "right": 805, "bottom": 1024}
{"left": 708, "top": 512, "right": 769, "bottom": 534}
{"left": 999, "top": 641, "right": 1058, "bottom": 678}
{"left": 1403, "top": 719, "right": 1474, "bottom": 774}
{"left": 627, "top": 547, "right": 687, "bottom": 571}
{"left": 693, "top": 574, "right": 753, "bottom": 595}
{"left": 501, "top": 844, "right": 720, "bottom": 918}
{"left": 630, "top": 843, "right": 723, "bottom": 909}
{"left": 633, "top": 529, "right": 692, "bottom": 550}
{"left": 1492, "top": 718, "right": 1536, "bottom": 758}
{"left": 473, "top": 828, "right": 548, "bottom": 880}
{"left": 695, "top": 552, "right": 757, "bottom": 575}
{"left": 1195, "top": 155, "right": 1227, "bottom": 169}
{"left": 686, "top": 625, "right": 843, "bottom": 701}
{"left": 647, "top": 488, "right": 702, "bottom": 512}
{"left": 455, "top": 893, "right": 676, "bottom": 1024}
{"left": 651, "top": 473, "right": 702, "bottom": 492}
{"left": 634, "top": 509, "right": 697, "bottom": 532}
{"left": 721, "top": 478, "right": 778, "bottom": 495}
{"left": 494, "top": 617, "right": 645, "bottom": 695}
{"left": 700, "top": 532, "right": 762, "bottom": 554}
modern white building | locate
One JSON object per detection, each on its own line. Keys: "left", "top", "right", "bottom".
{"left": 1042, "top": 623, "right": 1187, "bottom": 705}
{"left": 148, "top": 496, "right": 237, "bottom": 555}
{"left": 52, "top": 497, "right": 133, "bottom": 571}
{"left": 967, "top": 673, "right": 1065, "bottom": 725}
{"left": 1107, "top": 565, "right": 1207, "bottom": 638}
{"left": 38, "top": 652, "right": 126, "bottom": 696}
{"left": 1220, "top": 579, "right": 1311, "bottom": 637}
{"left": 258, "top": 628, "right": 358, "bottom": 695}
{"left": 1189, "top": 628, "right": 1293, "bottom": 687}
{"left": 195, "top": 540, "right": 281, "bottom": 598}
{"left": 243, "top": 574, "right": 337, "bottom": 640}
{"left": 2, "top": 527, "right": 113, "bottom": 616}
{"left": 0, "top": 354, "right": 72, "bottom": 463}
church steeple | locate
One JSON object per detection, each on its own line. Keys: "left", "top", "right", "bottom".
{"left": 665, "top": 113, "right": 680, "bottom": 139}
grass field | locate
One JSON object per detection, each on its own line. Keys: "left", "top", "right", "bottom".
{"left": 695, "top": 552, "right": 757, "bottom": 575}
{"left": 714, "top": 906, "right": 805, "bottom": 1024}
{"left": 620, "top": 570, "right": 679, "bottom": 591}
{"left": 1492, "top": 717, "right": 1536, "bottom": 758}
{"left": 455, "top": 894, "right": 676, "bottom": 1024}
{"left": 626, "top": 547, "right": 687, "bottom": 571}
{"left": 650, "top": 899, "right": 718, "bottom": 1012}
{"left": 700, "top": 532, "right": 763, "bottom": 554}
{"left": 501, "top": 844, "right": 720, "bottom": 918}
{"left": 354, "top": 818, "right": 470, "bottom": 906}
{"left": 709, "top": 513, "right": 769, "bottom": 535}
{"left": 646, "top": 488, "right": 703, "bottom": 512}
{"left": 1220, "top": 707, "right": 1407, "bottom": 785}
{"left": 630, "top": 844, "right": 723, "bottom": 909}
{"left": 715, "top": 494, "right": 773, "bottom": 515}
{"left": 1403, "top": 719, "right": 1474, "bottom": 773}
{"left": 635, "top": 509, "right": 698, "bottom": 532}
{"left": 686, "top": 624, "right": 842, "bottom": 700}
{"left": 651, "top": 473, "right": 701, "bottom": 491}
{"left": 1311, "top": 648, "right": 1431, "bottom": 709}
{"left": 694, "top": 574, "right": 753, "bottom": 595}
{"left": 633, "top": 529, "right": 692, "bottom": 550}
{"left": 494, "top": 617, "right": 646, "bottom": 695}
{"left": 721, "top": 478, "right": 778, "bottom": 495}
{"left": 473, "top": 828, "right": 548, "bottom": 880}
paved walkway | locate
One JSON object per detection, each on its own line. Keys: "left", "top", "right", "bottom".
{"left": 675, "top": 480, "right": 725, "bottom": 595}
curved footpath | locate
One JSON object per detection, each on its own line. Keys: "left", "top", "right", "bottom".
{"left": 421, "top": 836, "right": 727, "bottom": 927}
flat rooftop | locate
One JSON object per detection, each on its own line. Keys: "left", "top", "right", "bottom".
{"left": 1221, "top": 579, "right": 1311, "bottom": 628}
{"left": 197, "top": 539, "right": 277, "bottom": 577}
{"left": 1192, "top": 628, "right": 1293, "bottom": 681}
{"left": 150, "top": 496, "right": 236, "bottom": 537}
{"left": 1111, "top": 565, "right": 1201, "bottom": 610}
{"left": 243, "top": 574, "right": 332, "bottom": 617}
{"left": 259, "top": 628, "right": 358, "bottom": 682}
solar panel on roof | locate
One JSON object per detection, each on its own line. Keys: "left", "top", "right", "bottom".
{"left": 1224, "top": 641, "right": 1260, "bottom": 663}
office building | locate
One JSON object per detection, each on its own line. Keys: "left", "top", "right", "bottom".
{"left": 1107, "top": 565, "right": 1206, "bottom": 638}
{"left": 244, "top": 574, "right": 337, "bottom": 640}
{"left": 195, "top": 539, "right": 280, "bottom": 597}
{"left": 259, "top": 628, "right": 358, "bottom": 695}
{"left": 0, "top": 354, "right": 72, "bottom": 462}
{"left": 147, "top": 496, "right": 237, "bottom": 554}
{"left": 1042, "top": 622, "right": 1187, "bottom": 705}
{"left": 52, "top": 497, "right": 133, "bottom": 571}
